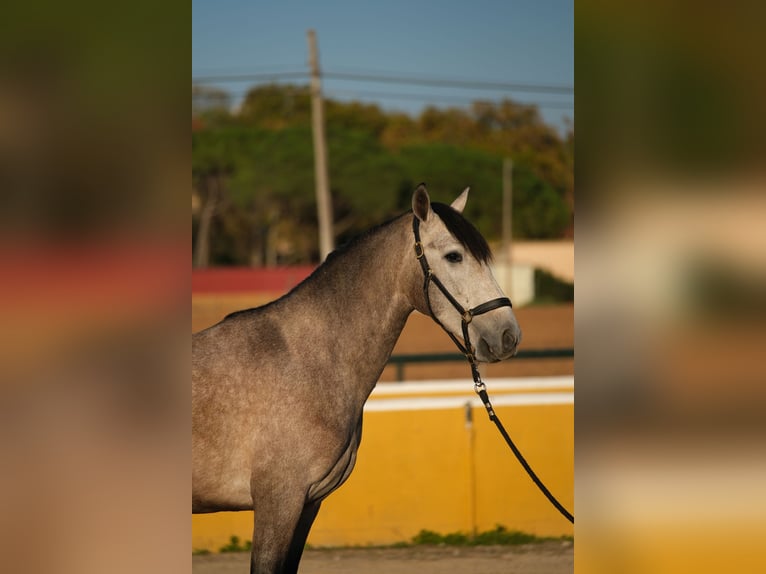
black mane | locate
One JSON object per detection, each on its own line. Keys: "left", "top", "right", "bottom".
{"left": 431, "top": 202, "right": 493, "bottom": 264}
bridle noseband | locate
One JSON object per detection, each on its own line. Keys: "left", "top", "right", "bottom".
{"left": 412, "top": 216, "right": 512, "bottom": 368}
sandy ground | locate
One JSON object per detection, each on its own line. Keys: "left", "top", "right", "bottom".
{"left": 193, "top": 541, "right": 574, "bottom": 574}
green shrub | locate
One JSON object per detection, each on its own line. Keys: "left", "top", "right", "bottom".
{"left": 533, "top": 268, "right": 574, "bottom": 304}
{"left": 410, "top": 525, "right": 570, "bottom": 546}
{"left": 218, "top": 535, "right": 252, "bottom": 553}
{"left": 473, "top": 525, "right": 536, "bottom": 545}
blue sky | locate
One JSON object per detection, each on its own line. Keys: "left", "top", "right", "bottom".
{"left": 193, "top": 0, "right": 573, "bottom": 133}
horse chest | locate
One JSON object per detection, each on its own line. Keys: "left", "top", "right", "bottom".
{"left": 307, "top": 420, "right": 362, "bottom": 503}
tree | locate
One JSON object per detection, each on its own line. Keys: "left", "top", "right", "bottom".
{"left": 191, "top": 84, "right": 574, "bottom": 265}
{"left": 239, "top": 84, "right": 311, "bottom": 129}
{"left": 511, "top": 162, "right": 570, "bottom": 239}
{"left": 192, "top": 84, "right": 232, "bottom": 127}
{"left": 230, "top": 126, "right": 317, "bottom": 263}
{"left": 192, "top": 127, "right": 237, "bottom": 267}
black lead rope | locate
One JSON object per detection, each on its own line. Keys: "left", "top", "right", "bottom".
{"left": 413, "top": 216, "right": 574, "bottom": 524}
{"left": 474, "top": 377, "right": 574, "bottom": 524}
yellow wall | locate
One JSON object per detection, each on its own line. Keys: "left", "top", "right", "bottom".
{"left": 192, "top": 377, "right": 573, "bottom": 550}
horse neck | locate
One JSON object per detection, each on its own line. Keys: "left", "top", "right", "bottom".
{"left": 287, "top": 215, "right": 419, "bottom": 399}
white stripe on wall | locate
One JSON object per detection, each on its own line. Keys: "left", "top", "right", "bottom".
{"left": 371, "top": 376, "right": 573, "bottom": 397}
{"left": 364, "top": 392, "right": 574, "bottom": 413}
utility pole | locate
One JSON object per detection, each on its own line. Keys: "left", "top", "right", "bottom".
{"left": 502, "top": 158, "right": 513, "bottom": 296}
{"left": 307, "top": 29, "right": 334, "bottom": 260}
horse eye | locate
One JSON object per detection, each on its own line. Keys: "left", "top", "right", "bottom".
{"left": 445, "top": 252, "right": 463, "bottom": 263}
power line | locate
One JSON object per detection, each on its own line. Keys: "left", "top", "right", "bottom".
{"left": 192, "top": 71, "right": 308, "bottom": 83}
{"left": 193, "top": 86, "right": 573, "bottom": 112}
{"left": 323, "top": 71, "right": 573, "bottom": 95}
{"left": 192, "top": 69, "right": 573, "bottom": 96}
{"left": 192, "top": 64, "right": 302, "bottom": 75}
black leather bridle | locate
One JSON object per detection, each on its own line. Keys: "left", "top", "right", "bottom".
{"left": 412, "top": 215, "right": 512, "bottom": 368}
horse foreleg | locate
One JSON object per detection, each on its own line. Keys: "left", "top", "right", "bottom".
{"left": 283, "top": 500, "right": 321, "bottom": 573}
{"left": 249, "top": 494, "right": 317, "bottom": 574}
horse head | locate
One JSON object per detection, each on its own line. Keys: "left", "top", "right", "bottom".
{"left": 411, "top": 184, "right": 521, "bottom": 362}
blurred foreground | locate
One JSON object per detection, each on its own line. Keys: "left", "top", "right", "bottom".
{"left": 0, "top": 2, "right": 190, "bottom": 573}
{"left": 576, "top": 1, "right": 766, "bottom": 572}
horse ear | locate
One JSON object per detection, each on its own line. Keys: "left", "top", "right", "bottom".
{"left": 451, "top": 187, "right": 470, "bottom": 213}
{"left": 412, "top": 183, "right": 431, "bottom": 222}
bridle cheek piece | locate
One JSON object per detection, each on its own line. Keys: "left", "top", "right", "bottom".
{"left": 412, "top": 216, "right": 512, "bottom": 364}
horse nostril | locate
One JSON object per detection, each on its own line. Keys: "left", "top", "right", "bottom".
{"left": 502, "top": 328, "right": 518, "bottom": 354}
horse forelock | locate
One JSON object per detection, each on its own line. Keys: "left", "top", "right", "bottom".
{"left": 431, "top": 202, "right": 492, "bottom": 264}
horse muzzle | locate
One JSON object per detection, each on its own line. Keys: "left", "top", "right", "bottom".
{"left": 476, "top": 325, "right": 522, "bottom": 362}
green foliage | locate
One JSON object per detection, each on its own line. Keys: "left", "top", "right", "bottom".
{"left": 192, "top": 84, "right": 573, "bottom": 265}
{"left": 193, "top": 85, "right": 232, "bottom": 124}
{"left": 218, "top": 535, "right": 252, "bottom": 553}
{"left": 410, "top": 529, "right": 446, "bottom": 545}
{"left": 239, "top": 84, "right": 311, "bottom": 128}
{"left": 512, "top": 163, "right": 571, "bottom": 239}
{"left": 327, "top": 100, "right": 389, "bottom": 138}
{"left": 533, "top": 269, "right": 574, "bottom": 304}
{"left": 396, "top": 143, "right": 503, "bottom": 235}
{"left": 473, "top": 525, "right": 537, "bottom": 545}
{"left": 410, "top": 525, "right": 570, "bottom": 546}
{"left": 328, "top": 128, "right": 406, "bottom": 232}
{"left": 192, "top": 127, "right": 238, "bottom": 177}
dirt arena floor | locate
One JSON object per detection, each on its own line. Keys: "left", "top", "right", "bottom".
{"left": 193, "top": 541, "right": 574, "bottom": 574}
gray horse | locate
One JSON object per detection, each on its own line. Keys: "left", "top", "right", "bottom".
{"left": 192, "top": 184, "right": 521, "bottom": 573}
